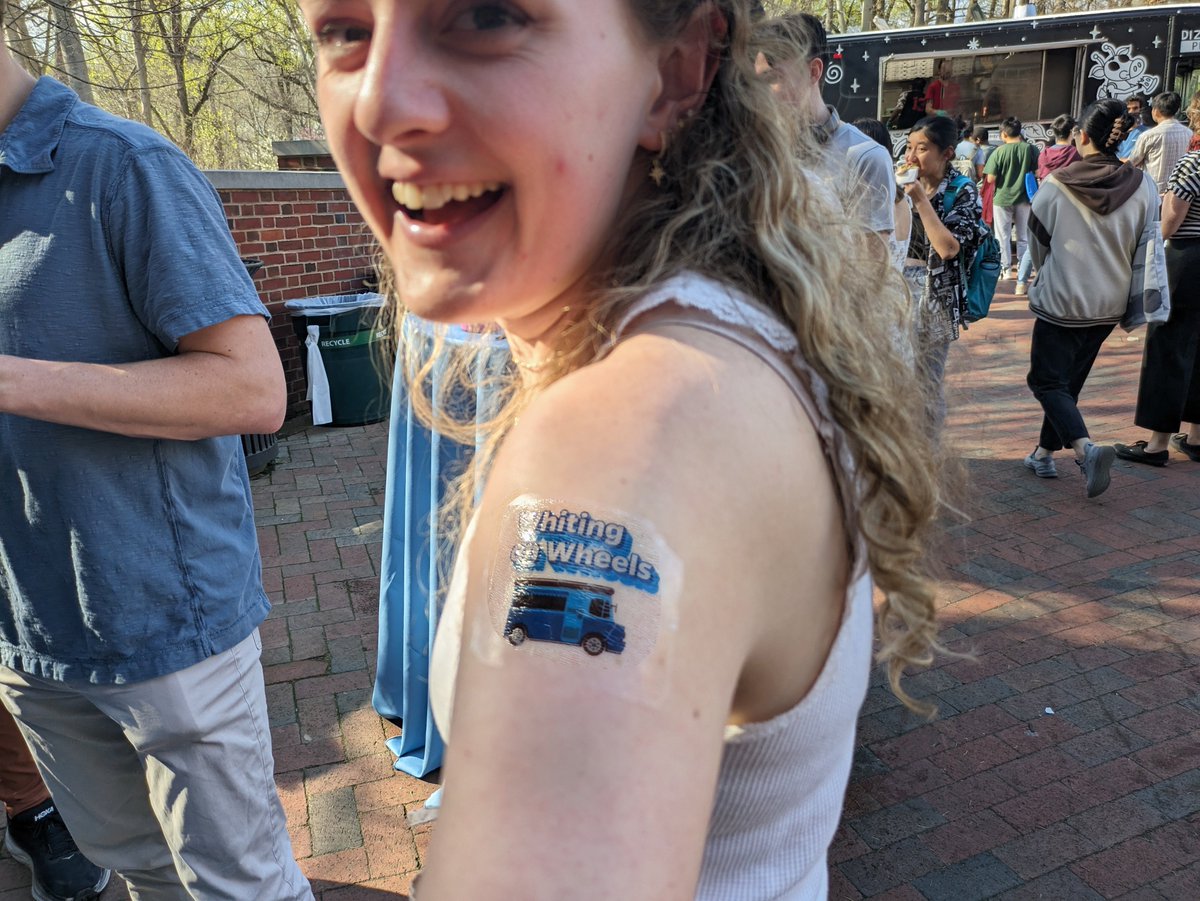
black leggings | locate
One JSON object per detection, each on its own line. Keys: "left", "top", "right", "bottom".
{"left": 1134, "top": 238, "right": 1200, "bottom": 433}
{"left": 1027, "top": 318, "right": 1116, "bottom": 452}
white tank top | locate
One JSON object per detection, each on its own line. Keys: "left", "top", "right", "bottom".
{"left": 429, "top": 272, "right": 875, "bottom": 900}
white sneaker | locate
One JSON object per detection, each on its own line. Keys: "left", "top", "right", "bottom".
{"left": 1024, "top": 450, "right": 1057, "bottom": 478}
{"left": 1077, "top": 443, "right": 1115, "bottom": 498}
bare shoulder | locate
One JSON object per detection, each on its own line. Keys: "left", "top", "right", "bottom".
{"left": 491, "top": 323, "right": 821, "bottom": 508}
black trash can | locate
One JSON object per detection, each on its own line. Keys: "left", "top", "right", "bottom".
{"left": 286, "top": 294, "right": 391, "bottom": 427}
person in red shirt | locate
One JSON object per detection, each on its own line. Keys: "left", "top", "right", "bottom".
{"left": 924, "top": 60, "right": 960, "bottom": 117}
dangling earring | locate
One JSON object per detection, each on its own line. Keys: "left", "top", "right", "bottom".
{"left": 649, "top": 131, "right": 668, "bottom": 187}
{"left": 648, "top": 111, "right": 698, "bottom": 187}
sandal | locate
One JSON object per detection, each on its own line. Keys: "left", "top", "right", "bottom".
{"left": 1114, "top": 440, "right": 1168, "bottom": 467}
{"left": 1171, "top": 434, "right": 1200, "bottom": 462}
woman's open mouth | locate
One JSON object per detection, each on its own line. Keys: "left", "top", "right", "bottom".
{"left": 391, "top": 181, "right": 505, "bottom": 228}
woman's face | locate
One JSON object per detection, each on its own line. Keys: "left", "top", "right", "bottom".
{"left": 298, "top": 0, "right": 666, "bottom": 329}
{"left": 904, "top": 130, "right": 951, "bottom": 179}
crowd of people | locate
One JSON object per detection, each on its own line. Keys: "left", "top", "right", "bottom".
{"left": 866, "top": 86, "right": 1200, "bottom": 500}
{"left": 1, "top": 1, "right": 1199, "bottom": 899}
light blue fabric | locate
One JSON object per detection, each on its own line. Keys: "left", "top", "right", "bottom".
{"left": 0, "top": 78, "right": 270, "bottom": 684}
{"left": 374, "top": 320, "right": 507, "bottom": 778}
{"left": 1017, "top": 248, "right": 1035, "bottom": 285}
{"left": 1117, "top": 124, "right": 1148, "bottom": 161}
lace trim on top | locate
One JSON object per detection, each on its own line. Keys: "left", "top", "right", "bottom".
{"left": 609, "top": 272, "right": 868, "bottom": 581}
{"left": 613, "top": 274, "right": 800, "bottom": 355}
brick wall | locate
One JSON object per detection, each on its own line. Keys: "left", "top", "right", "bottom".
{"left": 205, "top": 171, "right": 377, "bottom": 418}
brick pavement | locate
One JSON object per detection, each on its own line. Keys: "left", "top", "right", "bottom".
{"left": 1, "top": 282, "right": 1198, "bottom": 900}
{"left": 833, "top": 283, "right": 1200, "bottom": 900}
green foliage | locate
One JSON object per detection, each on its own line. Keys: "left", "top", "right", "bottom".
{"left": 5, "top": 0, "right": 321, "bottom": 168}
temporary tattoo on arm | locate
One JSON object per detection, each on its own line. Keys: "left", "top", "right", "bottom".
{"left": 469, "top": 496, "right": 681, "bottom": 703}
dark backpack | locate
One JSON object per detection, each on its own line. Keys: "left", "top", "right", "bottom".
{"left": 942, "top": 175, "right": 1001, "bottom": 322}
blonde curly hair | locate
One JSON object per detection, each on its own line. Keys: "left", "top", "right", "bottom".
{"left": 388, "top": 0, "right": 944, "bottom": 713}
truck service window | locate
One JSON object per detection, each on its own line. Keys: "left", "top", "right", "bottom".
{"left": 881, "top": 48, "right": 1077, "bottom": 126}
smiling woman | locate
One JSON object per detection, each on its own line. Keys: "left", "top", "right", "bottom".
{"left": 298, "top": 1, "right": 948, "bottom": 899}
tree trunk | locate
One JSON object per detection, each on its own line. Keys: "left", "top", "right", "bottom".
{"left": 3, "top": 0, "right": 42, "bottom": 74}
{"left": 914, "top": 0, "right": 927, "bottom": 27}
{"left": 131, "top": 0, "right": 153, "bottom": 126}
{"left": 155, "top": 2, "right": 194, "bottom": 153}
{"left": 861, "top": 0, "right": 878, "bottom": 30}
{"left": 48, "top": 0, "right": 94, "bottom": 103}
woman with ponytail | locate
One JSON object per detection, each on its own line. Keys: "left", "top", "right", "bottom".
{"left": 299, "top": 1, "right": 943, "bottom": 897}
{"left": 1023, "top": 100, "right": 1161, "bottom": 497}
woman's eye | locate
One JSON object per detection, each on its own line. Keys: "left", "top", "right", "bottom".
{"left": 315, "top": 23, "right": 371, "bottom": 53}
{"left": 449, "top": 3, "right": 527, "bottom": 32}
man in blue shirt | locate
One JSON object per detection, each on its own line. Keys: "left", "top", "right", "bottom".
{"left": 0, "top": 16, "right": 312, "bottom": 900}
{"left": 1117, "top": 94, "right": 1151, "bottom": 162}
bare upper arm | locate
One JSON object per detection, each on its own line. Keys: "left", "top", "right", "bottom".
{"left": 419, "top": 328, "right": 847, "bottom": 900}
{"left": 1162, "top": 192, "right": 1191, "bottom": 239}
{"left": 177, "top": 313, "right": 278, "bottom": 367}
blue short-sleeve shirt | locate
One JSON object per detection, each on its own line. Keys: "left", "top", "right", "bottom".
{"left": 0, "top": 78, "right": 271, "bottom": 683}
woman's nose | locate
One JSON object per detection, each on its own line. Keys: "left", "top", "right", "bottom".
{"left": 352, "top": 25, "right": 451, "bottom": 147}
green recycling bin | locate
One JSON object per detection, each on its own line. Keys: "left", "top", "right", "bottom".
{"left": 286, "top": 293, "right": 392, "bottom": 427}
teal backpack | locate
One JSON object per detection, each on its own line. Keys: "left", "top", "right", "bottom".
{"left": 942, "top": 175, "right": 1001, "bottom": 322}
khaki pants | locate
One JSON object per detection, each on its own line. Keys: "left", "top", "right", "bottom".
{"left": 0, "top": 630, "right": 313, "bottom": 901}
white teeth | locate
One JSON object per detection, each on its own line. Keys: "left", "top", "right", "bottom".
{"left": 391, "top": 181, "right": 501, "bottom": 211}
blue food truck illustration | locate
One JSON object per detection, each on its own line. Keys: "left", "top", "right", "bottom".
{"left": 504, "top": 578, "right": 626, "bottom": 656}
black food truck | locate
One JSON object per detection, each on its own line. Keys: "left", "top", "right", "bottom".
{"left": 821, "top": 4, "right": 1200, "bottom": 153}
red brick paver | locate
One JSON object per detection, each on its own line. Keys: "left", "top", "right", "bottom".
{"left": 835, "top": 285, "right": 1200, "bottom": 899}
{"left": 1, "top": 284, "right": 1197, "bottom": 899}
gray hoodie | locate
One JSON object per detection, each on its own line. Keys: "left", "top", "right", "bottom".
{"left": 1027, "top": 157, "right": 1159, "bottom": 327}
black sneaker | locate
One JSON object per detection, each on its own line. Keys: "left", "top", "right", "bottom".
{"left": 4, "top": 801, "right": 111, "bottom": 901}
{"left": 1170, "top": 433, "right": 1200, "bottom": 462}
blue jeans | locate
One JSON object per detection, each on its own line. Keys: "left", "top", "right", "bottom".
{"left": 1017, "top": 248, "right": 1034, "bottom": 285}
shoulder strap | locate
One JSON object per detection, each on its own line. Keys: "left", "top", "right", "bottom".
{"left": 941, "top": 174, "right": 971, "bottom": 215}
{"left": 938, "top": 176, "right": 975, "bottom": 280}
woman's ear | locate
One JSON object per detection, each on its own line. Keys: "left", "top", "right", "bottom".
{"left": 639, "top": 2, "right": 727, "bottom": 151}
